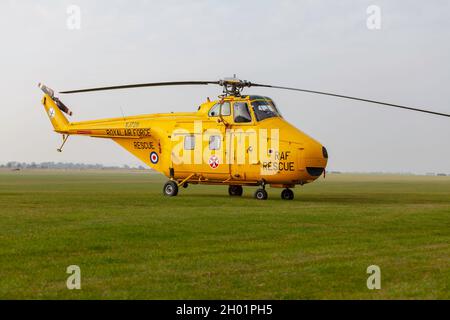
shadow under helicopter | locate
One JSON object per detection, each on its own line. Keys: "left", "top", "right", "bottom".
{"left": 169, "top": 192, "right": 442, "bottom": 205}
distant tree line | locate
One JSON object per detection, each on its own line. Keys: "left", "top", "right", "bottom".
{"left": 0, "top": 161, "right": 147, "bottom": 170}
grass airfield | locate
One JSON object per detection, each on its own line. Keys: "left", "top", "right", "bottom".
{"left": 0, "top": 170, "right": 449, "bottom": 299}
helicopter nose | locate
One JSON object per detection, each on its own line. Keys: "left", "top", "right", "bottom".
{"left": 303, "top": 143, "right": 328, "bottom": 178}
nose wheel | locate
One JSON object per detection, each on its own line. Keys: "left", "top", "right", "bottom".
{"left": 281, "top": 188, "right": 294, "bottom": 200}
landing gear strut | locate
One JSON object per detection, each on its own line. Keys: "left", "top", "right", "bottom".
{"left": 228, "top": 185, "right": 243, "bottom": 196}
{"left": 163, "top": 180, "right": 178, "bottom": 197}
{"left": 281, "top": 188, "right": 294, "bottom": 200}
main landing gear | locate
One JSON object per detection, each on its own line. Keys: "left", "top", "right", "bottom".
{"left": 163, "top": 179, "right": 294, "bottom": 200}
{"left": 228, "top": 185, "right": 243, "bottom": 196}
{"left": 254, "top": 181, "right": 268, "bottom": 200}
{"left": 281, "top": 188, "right": 294, "bottom": 200}
{"left": 254, "top": 185, "right": 294, "bottom": 201}
{"left": 163, "top": 180, "right": 178, "bottom": 197}
{"left": 254, "top": 188, "right": 268, "bottom": 200}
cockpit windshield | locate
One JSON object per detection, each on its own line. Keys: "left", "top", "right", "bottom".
{"left": 251, "top": 100, "right": 281, "bottom": 121}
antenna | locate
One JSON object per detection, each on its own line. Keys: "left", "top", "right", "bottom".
{"left": 120, "top": 106, "right": 126, "bottom": 121}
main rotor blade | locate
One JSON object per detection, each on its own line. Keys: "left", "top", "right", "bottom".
{"left": 60, "top": 81, "right": 220, "bottom": 94}
{"left": 251, "top": 83, "right": 450, "bottom": 118}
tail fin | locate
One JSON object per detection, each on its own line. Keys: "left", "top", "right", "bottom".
{"left": 39, "top": 83, "right": 71, "bottom": 133}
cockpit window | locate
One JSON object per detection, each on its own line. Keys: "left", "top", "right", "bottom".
{"left": 208, "top": 104, "right": 220, "bottom": 117}
{"left": 251, "top": 100, "right": 281, "bottom": 121}
{"left": 233, "top": 102, "right": 252, "bottom": 123}
{"left": 208, "top": 102, "right": 231, "bottom": 117}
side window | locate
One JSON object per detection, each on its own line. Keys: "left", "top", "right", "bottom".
{"left": 208, "top": 104, "right": 220, "bottom": 117}
{"left": 233, "top": 102, "right": 252, "bottom": 123}
{"left": 209, "top": 135, "right": 221, "bottom": 150}
{"left": 184, "top": 135, "right": 195, "bottom": 150}
{"left": 221, "top": 102, "right": 231, "bottom": 116}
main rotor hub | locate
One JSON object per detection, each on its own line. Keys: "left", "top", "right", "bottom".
{"left": 218, "top": 77, "right": 252, "bottom": 96}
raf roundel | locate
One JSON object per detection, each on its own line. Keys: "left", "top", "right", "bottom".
{"left": 150, "top": 151, "right": 159, "bottom": 164}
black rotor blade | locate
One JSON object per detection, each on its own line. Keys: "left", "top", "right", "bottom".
{"left": 60, "top": 81, "right": 220, "bottom": 94}
{"left": 251, "top": 83, "right": 450, "bottom": 118}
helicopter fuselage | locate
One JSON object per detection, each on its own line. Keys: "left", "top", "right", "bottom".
{"left": 39, "top": 75, "right": 449, "bottom": 199}
{"left": 41, "top": 92, "right": 328, "bottom": 192}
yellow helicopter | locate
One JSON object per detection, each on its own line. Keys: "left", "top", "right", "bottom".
{"left": 39, "top": 77, "right": 449, "bottom": 200}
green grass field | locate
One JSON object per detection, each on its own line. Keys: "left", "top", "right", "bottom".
{"left": 0, "top": 170, "right": 449, "bottom": 299}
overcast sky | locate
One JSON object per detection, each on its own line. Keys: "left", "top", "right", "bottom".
{"left": 0, "top": 0, "right": 449, "bottom": 173}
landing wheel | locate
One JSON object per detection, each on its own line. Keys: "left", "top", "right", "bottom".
{"left": 182, "top": 182, "right": 189, "bottom": 188}
{"left": 163, "top": 180, "right": 179, "bottom": 197}
{"left": 281, "top": 188, "right": 294, "bottom": 200}
{"left": 228, "top": 185, "right": 243, "bottom": 196}
{"left": 254, "top": 188, "right": 268, "bottom": 200}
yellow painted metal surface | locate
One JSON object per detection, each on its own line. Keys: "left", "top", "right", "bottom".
{"left": 41, "top": 94, "right": 327, "bottom": 187}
